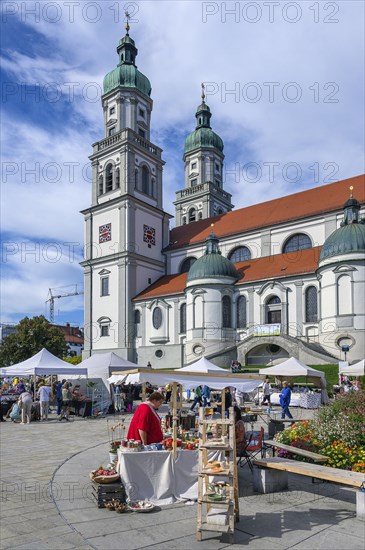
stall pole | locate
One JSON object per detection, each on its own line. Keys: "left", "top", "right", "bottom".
{"left": 178, "top": 384, "right": 183, "bottom": 415}
{"left": 221, "top": 388, "right": 226, "bottom": 435}
{"left": 172, "top": 382, "right": 178, "bottom": 460}
{"left": 141, "top": 383, "right": 146, "bottom": 402}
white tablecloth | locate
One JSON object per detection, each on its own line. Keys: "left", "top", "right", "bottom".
{"left": 270, "top": 392, "right": 301, "bottom": 407}
{"left": 117, "top": 449, "right": 222, "bottom": 505}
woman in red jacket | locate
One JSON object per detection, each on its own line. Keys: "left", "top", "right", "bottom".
{"left": 127, "top": 391, "right": 164, "bottom": 444}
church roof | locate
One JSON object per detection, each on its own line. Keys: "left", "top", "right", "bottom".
{"left": 133, "top": 247, "right": 321, "bottom": 301}
{"left": 167, "top": 175, "right": 365, "bottom": 251}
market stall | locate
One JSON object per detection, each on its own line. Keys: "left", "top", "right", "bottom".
{"left": 259, "top": 357, "right": 328, "bottom": 405}
{"left": 108, "top": 368, "right": 261, "bottom": 505}
{"left": 339, "top": 359, "right": 365, "bottom": 376}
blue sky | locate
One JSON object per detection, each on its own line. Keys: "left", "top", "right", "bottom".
{"left": 1, "top": 0, "right": 364, "bottom": 327}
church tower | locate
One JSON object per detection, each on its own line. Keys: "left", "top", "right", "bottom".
{"left": 81, "top": 20, "right": 171, "bottom": 360}
{"left": 174, "top": 86, "right": 234, "bottom": 226}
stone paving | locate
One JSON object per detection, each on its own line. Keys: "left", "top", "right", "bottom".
{"left": 0, "top": 406, "right": 364, "bottom": 550}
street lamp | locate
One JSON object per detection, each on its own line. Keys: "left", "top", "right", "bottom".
{"left": 341, "top": 345, "right": 350, "bottom": 362}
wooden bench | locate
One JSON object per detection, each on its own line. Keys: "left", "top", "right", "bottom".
{"left": 253, "top": 457, "right": 365, "bottom": 521}
{"left": 263, "top": 439, "right": 329, "bottom": 463}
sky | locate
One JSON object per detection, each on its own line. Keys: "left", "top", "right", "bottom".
{"left": 1, "top": 0, "right": 364, "bottom": 327}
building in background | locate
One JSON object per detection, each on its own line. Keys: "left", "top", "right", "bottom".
{"left": 53, "top": 324, "right": 84, "bottom": 357}
{"left": 81, "top": 25, "right": 365, "bottom": 368}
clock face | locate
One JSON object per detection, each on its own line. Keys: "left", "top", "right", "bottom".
{"left": 143, "top": 224, "right": 156, "bottom": 245}
{"left": 99, "top": 223, "right": 112, "bottom": 243}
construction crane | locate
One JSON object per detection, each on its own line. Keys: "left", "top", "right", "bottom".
{"left": 46, "top": 285, "right": 84, "bottom": 323}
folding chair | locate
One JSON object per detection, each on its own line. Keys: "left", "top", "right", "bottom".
{"left": 237, "top": 427, "right": 265, "bottom": 471}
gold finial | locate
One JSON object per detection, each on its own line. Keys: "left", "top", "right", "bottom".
{"left": 201, "top": 82, "right": 205, "bottom": 102}
{"left": 211, "top": 223, "right": 214, "bottom": 228}
{"left": 125, "top": 10, "right": 130, "bottom": 34}
{"left": 349, "top": 185, "right": 353, "bottom": 198}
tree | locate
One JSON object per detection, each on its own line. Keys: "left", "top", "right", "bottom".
{"left": 63, "top": 355, "right": 82, "bottom": 365}
{"left": 0, "top": 316, "right": 68, "bottom": 368}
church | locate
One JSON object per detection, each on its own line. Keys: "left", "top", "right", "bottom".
{"left": 81, "top": 25, "right": 365, "bottom": 368}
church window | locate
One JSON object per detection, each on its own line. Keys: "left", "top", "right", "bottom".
{"left": 283, "top": 233, "right": 312, "bottom": 253}
{"left": 105, "top": 164, "right": 113, "bottom": 192}
{"left": 109, "top": 106, "right": 115, "bottom": 115}
{"left": 266, "top": 295, "right": 281, "bottom": 324}
{"left": 191, "top": 162, "right": 197, "bottom": 170}
{"left": 189, "top": 208, "right": 196, "bottom": 222}
{"left": 305, "top": 286, "right": 318, "bottom": 322}
{"left": 222, "top": 296, "right": 232, "bottom": 328}
{"left": 215, "top": 163, "right": 220, "bottom": 172}
{"left": 138, "top": 128, "right": 146, "bottom": 138}
{"left": 101, "top": 325, "right": 109, "bottom": 337}
{"left": 152, "top": 307, "right": 163, "bottom": 330}
{"left": 337, "top": 275, "right": 352, "bottom": 315}
{"left": 215, "top": 179, "right": 221, "bottom": 187}
{"left": 139, "top": 108, "right": 145, "bottom": 118}
{"left": 142, "top": 166, "right": 150, "bottom": 195}
{"left": 98, "top": 175, "right": 103, "bottom": 196}
{"left": 180, "top": 303, "right": 186, "bottom": 333}
{"left": 182, "top": 216, "right": 186, "bottom": 225}
{"left": 268, "top": 296, "right": 281, "bottom": 305}
{"left": 191, "top": 178, "right": 198, "bottom": 187}
{"left": 101, "top": 276, "right": 109, "bottom": 296}
{"left": 115, "top": 167, "right": 120, "bottom": 188}
{"left": 180, "top": 257, "right": 197, "bottom": 273}
{"left": 199, "top": 212, "right": 203, "bottom": 219}
{"left": 236, "top": 295, "right": 247, "bottom": 328}
{"left": 134, "top": 310, "right": 141, "bottom": 337}
{"left": 108, "top": 127, "right": 116, "bottom": 136}
{"left": 228, "top": 246, "right": 251, "bottom": 263}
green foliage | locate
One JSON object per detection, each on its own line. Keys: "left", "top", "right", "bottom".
{"left": 0, "top": 316, "right": 68, "bottom": 368}
{"left": 63, "top": 355, "right": 82, "bottom": 365}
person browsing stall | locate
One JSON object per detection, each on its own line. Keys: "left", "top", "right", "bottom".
{"left": 279, "top": 381, "right": 293, "bottom": 419}
{"left": 127, "top": 391, "right": 164, "bottom": 445}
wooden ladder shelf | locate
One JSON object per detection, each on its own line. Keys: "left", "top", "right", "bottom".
{"left": 196, "top": 407, "right": 239, "bottom": 543}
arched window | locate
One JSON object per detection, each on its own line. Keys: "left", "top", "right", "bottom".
{"left": 135, "top": 169, "right": 139, "bottom": 188}
{"left": 134, "top": 309, "right": 141, "bottom": 337}
{"left": 180, "top": 303, "right": 186, "bottom": 333}
{"left": 180, "top": 257, "right": 197, "bottom": 273}
{"left": 305, "top": 286, "right": 318, "bottom": 322}
{"left": 337, "top": 275, "right": 352, "bottom": 315}
{"left": 228, "top": 246, "right": 251, "bottom": 263}
{"left": 236, "top": 295, "right": 247, "bottom": 328}
{"left": 267, "top": 296, "right": 281, "bottom": 305}
{"left": 283, "top": 233, "right": 312, "bottom": 253}
{"left": 115, "top": 167, "right": 120, "bottom": 188}
{"left": 152, "top": 307, "right": 162, "bottom": 329}
{"left": 189, "top": 208, "right": 196, "bottom": 222}
{"left": 222, "top": 296, "right": 232, "bottom": 328}
{"left": 105, "top": 164, "right": 113, "bottom": 192}
{"left": 98, "top": 175, "right": 103, "bottom": 196}
{"left": 142, "top": 166, "right": 149, "bottom": 195}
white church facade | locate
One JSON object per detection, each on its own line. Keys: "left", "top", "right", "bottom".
{"left": 81, "top": 27, "right": 365, "bottom": 368}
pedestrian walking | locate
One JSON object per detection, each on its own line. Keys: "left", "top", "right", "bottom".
{"left": 279, "top": 381, "right": 293, "bottom": 419}
{"left": 37, "top": 382, "right": 53, "bottom": 421}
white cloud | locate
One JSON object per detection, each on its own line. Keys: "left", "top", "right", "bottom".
{"left": 1, "top": 0, "right": 364, "bottom": 323}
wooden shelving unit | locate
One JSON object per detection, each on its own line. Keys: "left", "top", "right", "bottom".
{"left": 196, "top": 407, "right": 239, "bottom": 543}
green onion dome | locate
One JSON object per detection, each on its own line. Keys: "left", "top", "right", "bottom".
{"left": 184, "top": 100, "right": 223, "bottom": 155}
{"left": 320, "top": 192, "right": 365, "bottom": 261}
{"left": 103, "top": 32, "right": 151, "bottom": 97}
{"left": 187, "top": 232, "right": 239, "bottom": 282}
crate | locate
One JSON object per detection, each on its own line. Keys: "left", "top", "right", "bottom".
{"left": 91, "top": 480, "right": 126, "bottom": 508}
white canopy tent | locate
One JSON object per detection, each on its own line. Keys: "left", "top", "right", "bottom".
{"left": 175, "top": 356, "right": 227, "bottom": 374}
{"left": 339, "top": 359, "right": 365, "bottom": 376}
{"left": 259, "top": 356, "right": 328, "bottom": 403}
{"left": 68, "top": 352, "right": 150, "bottom": 414}
{"left": 107, "top": 369, "right": 261, "bottom": 393}
{"left": 0, "top": 348, "right": 88, "bottom": 376}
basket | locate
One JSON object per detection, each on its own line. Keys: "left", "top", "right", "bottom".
{"left": 90, "top": 470, "right": 120, "bottom": 484}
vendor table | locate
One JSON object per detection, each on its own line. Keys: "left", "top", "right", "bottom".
{"left": 117, "top": 449, "right": 222, "bottom": 506}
